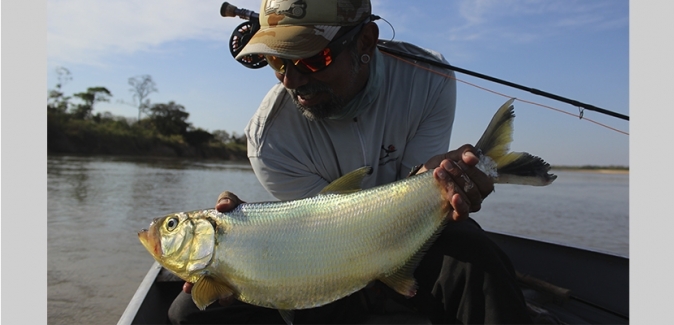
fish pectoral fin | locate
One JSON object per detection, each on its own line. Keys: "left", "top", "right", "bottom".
{"left": 278, "top": 309, "right": 295, "bottom": 325}
{"left": 319, "top": 166, "right": 372, "bottom": 195}
{"left": 379, "top": 268, "right": 418, "bottom": 298}
{"left": 191, "top": 276, "right": 234, "bottom": 310}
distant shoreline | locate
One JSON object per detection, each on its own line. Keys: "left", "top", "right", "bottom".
{"left": 551, "top": 167, "right": 629, "bottom": 175}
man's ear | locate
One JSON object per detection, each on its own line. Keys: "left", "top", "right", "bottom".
{"left": 358, "top": 22, "right": 380, "bottom": 57}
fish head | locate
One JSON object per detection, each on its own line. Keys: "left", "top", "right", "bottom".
{"left": 138, "top": 210, "right": 216, "bottom": 281}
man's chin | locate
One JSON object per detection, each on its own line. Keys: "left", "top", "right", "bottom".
{"left": 289, "top": 90, "right": 345, "bottom": 121}
{"left": 298, "top": 105, "right": 330, "bottom": 121}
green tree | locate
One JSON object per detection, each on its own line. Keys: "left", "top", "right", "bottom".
{"left": 128, "top": 75, "right": 158, "bottom": 122}
{"left": 230, "top": 131, "right": 247, "bottom": 145}
{"left": 71, "top": 87, "right": 112, "bottom": 119}
{"left": 149, "top": 101, "right": 191, "bottom": 136}
{"left": 212, "top": 130, "right": 231, "bottom": 143}
{"left": 48, "top": 67, "right": 73, "bottom": 113}
{"left": 185, "top": 128, "right": 214, "bottom": 147}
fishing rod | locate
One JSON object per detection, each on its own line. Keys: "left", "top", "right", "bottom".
{"left": 220, "top": 2, "right": 629, "bottom": 122}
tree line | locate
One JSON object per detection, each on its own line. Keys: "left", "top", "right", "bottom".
{"left": 47, "top": 67, "right": 247, "bottom": 160}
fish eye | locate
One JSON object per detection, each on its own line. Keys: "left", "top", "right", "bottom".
{"left": 166, "top": 217, "right": 179, "bottom": 231}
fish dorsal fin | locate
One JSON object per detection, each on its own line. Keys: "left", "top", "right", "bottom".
{"left": 475, "top": 98, "right": 515, "bottom": 165}
{"left": 318, "top": 166, "right": 373, "bottom": 195}
{"left": 191, "top": 276, "right": 235, "bottom": 310}
{"left": 278, "top": 309, "right": 295, "bottom": 325}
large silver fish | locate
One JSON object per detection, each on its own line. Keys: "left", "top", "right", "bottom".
{"left": 138, "top": 98, "right": 555, "bottom": 322}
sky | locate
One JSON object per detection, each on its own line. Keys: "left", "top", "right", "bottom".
{"left": 46, "top": 0, "right": 629, "bottom": 167}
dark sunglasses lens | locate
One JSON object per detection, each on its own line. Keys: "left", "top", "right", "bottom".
{"left": 265, "top": 55, "right": 287, "bottom": 74}
{"left": 265, "top": 48, "right": 335, "bottom": 74}
{"left": 297, "top": 48, "right": 333, "bottom": 73}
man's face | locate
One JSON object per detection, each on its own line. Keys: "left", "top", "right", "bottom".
{"left": 275, "top": 46, "right": 366, "bottom": 121}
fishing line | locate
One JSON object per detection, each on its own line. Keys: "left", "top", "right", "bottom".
{"left": 380, "top": 51, "right": 629, "bottom": 136}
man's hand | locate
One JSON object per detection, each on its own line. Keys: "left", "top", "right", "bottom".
{"left": 421, "top": 144, "right": 494, "bottom": 222}
{"left": 182, "top": 191, "right": 245, "bottom": 306}
{"left": 215, "top": 191, "right": 245, "bottom": 213}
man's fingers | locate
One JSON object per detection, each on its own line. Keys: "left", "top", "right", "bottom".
{"left": 450, "top": 193, "right": 470, "bottom": 221}
{"left": 216, "top": 191, "right": 244, "bottom": 212}
{"left": 435, "top": 159, "right": 487, "bottom": 217}
{"left": 460, "top": 149, "right": 480, "bottom": 166}
{"left": 443, "top": 144, "right": 476, "bottom": 163}
{"left": 442, "top": 159, "right": 481, "bottom": 208}
{"left": 183, "top": 282, "right": 193, "bottom": 294}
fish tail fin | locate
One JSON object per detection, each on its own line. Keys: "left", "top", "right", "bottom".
{"left": 475, "top": 98, "right": 557, "bottom": 186}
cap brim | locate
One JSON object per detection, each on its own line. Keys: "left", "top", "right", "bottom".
{"left": 235, "top": 25, "right": 340, "bottom": 60}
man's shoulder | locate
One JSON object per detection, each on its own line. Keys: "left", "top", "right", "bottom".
{"left": 376, "top": 40, "right": 449, "bottom": 66}
{"left": 256, "top": 83, "right": 287, "bottom": 114}
{"left": 245, "top": 83, "right": 292, "bottom": 149}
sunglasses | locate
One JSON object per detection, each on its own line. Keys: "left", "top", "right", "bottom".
{"left": 265, "top": 22, "right": 365, "bottom": 75}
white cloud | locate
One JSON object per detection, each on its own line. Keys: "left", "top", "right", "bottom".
{"left": 48, "top": 0, "right": 261, "bottom": 66}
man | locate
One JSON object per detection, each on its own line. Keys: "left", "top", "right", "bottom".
{"left": 169, "top": 0, "right": 532, "bottom": 323}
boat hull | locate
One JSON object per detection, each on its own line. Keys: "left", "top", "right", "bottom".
{"left": 120, "top": 231, "right": 629, "bottom": 324}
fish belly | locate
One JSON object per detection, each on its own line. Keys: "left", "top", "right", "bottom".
{"left": 210, "top": 172, "right": 447, "bottom": 310}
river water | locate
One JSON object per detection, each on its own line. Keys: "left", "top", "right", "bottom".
{"left": 47, "top": 155, "right": 628, "bottom": 325}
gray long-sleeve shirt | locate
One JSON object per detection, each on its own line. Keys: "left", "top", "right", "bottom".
{"left": 245, "top": 40, "right": 457, "bottom": 200}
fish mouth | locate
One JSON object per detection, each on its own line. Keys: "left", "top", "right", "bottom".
{"left": 138, "top": 225, "right": 162, "bottom": 258}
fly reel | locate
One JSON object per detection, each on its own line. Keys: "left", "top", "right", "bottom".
{"left": 226, "top": 3, "right": 267, "bottom": 69}
{"left": 229, "top": 20, "right": 267, "bottom": 69}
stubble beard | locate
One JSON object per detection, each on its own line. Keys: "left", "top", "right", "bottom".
{"left": 290, "top": 83, "right": 346, "bottom": 121}
{"left": 289, "top": 51, "right": 362, "bottom": 121}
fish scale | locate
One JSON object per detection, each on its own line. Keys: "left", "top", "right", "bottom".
{"left": 208, "top": 171, "right": 447, "bottom": 310}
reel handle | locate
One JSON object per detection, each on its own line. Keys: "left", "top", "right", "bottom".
{"left": 221, "top": 2, "right": 267, "bottom": 69}
{"left": 220, "top": 2, "right": 259, "bottom": 20}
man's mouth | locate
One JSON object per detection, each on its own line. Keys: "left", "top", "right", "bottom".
{"left": 294, "top": 90, "right": 325, "bottom": 108}
{"left": 297, "top": 93, "right": 315, "bottom": 100}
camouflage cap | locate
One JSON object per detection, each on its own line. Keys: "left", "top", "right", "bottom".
{"left": 235, "top": 0, "right": 371, "bottom": 60}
